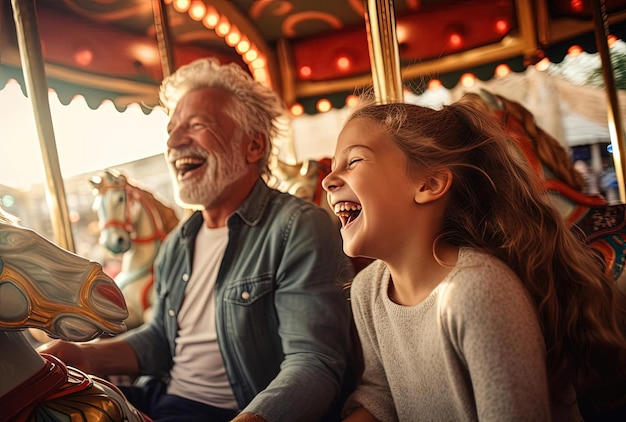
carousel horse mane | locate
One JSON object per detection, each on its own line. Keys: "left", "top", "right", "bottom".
{"left": 0, "top": 206, "right": 149, "bottom": 421}
{"left": 476, "top": 90, "right": 626, "bottom": 292}
{"left": 90, "top": 169, "right": 180, "bottom": 329}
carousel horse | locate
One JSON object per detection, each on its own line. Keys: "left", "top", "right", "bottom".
{"left": 90, "top": 169, "right": 179, "bottom": 329}
{"left": 476, "top": 89, "right": 626, "bottom": 293}
{"left": 0, "top": 207, "right": 150, "bottom": 421}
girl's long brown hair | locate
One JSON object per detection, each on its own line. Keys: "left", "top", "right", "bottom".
{"left": 349, "top": 95, "right": 626, "bottom": 409}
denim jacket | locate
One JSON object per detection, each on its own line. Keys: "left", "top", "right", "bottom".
{"left": 125, "top": 179, "right": 354, "bottom": 421}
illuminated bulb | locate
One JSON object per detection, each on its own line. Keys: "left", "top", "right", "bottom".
{"left": 226, "top": 29, "right": 241, "bottom": 46}
{"left": 203, "top": 7, "right": 219, "bottom": 29}
{"left": 244, "top": 48, "right": 258, "bottom": 62}
{"left": 346, "top": 95, "right": 360, "bottom": 108}
{"left": 299, "top": 66, "right": 312, "bottom": 78}
{"left": 173, "top": 0, "right": 191, "bottom": 13}
{"left": 570, "top": 0, "right": 583, "bottom": 13}
{"left": 608, "top": 35, "right": 617, "bottom": 47}
{"left": 568, "top": 45, "right": 582, "bottom": 57}
{"left": 448, "top": 32, "right": 462, "bottom": 49}
{"left": 236, "top": 39, "right": 250, "bottom": 54}
{"left": 427, "top": 79, "right": 442, "bottom": 89}
{"left": 316, "top": 99, "right": 332, "bottom": 113}
{"left": 336, "top": 55, "right": 351, "bottom": 71}
{"left": 460, "top": 73, "right": 475, "bottom": 87}
{"left": 495, "top": 19, "right": 509, "bottom": 35}
{"left": 251, "top": 57, "right": 266, "bottom": 69}
{"left": 216, "top": 17, "right": 231, "bottom": 37}
{"left": 535, "top": 57, "right": 551, "bottom": 71}
{"left": 290, "top": 103, "right": 304, "bottom": 116}
{"left": 495, "top": 64, "right": 510, "bottom": 78}
{"left": 253, "top": 68, "right": 267, "bottom": 83}
{"left": 189, "top": 1, "right": 206, "bottom": 21}
{"left": 74, "top": 48, "right": 93, "bottom": 66}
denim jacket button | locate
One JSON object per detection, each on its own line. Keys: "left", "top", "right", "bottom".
{"left": 168, "top": 309, "right": 175, "bottom": 317}
{"left": 241, "top": 291, "right": 250, "bottom": 300}
{"left": 182, "top": 273, "right": 189, "bottom": 282}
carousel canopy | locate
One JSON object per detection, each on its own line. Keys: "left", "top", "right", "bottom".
{"left": 1, "top": 0, "right": 626, "bottom": 112}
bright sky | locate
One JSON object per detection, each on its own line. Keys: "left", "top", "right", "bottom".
{"left": 1, "top": 80, "right": 169, "bottom": 189}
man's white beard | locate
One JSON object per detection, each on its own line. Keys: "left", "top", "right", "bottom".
{"left": 175, "top": 145, "right": 249, "bottom": 209}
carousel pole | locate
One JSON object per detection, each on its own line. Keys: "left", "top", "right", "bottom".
{"left": 363, "top": 0, "right": 403, "bottom": 104}
{"left": 592, "top": 0, "right": 626, "bottom": 204}
{"left": 152, "top": 0, "right": 176, "bottom": 79}
{"left": 11, "top": 0, "right": 75, "bottom": 251}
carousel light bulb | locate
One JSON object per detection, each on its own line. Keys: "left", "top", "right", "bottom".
{"left": 460, "top": 73, "right": 475, "bottom": 87}
{"left": 226, "top": 28, "right": 241, "bottom": 47}
{"left": 244, "top": 48, "right": 258, "bottom": 62}
{"left": 316, "top": 99, "right": 332, "bottom": 113}
{"left": 189, "top": 1, "right": 206, "bottom": 21}
{"left": 336, "top": 55, "right": 352, "bottom": 71}
{"left": 290, "top": 103, "right": 304, "bottom": 116}
{"left": 495, "top": 64, "right": 511, "bottom": 78}
{"left": 173, "top": 0, "right": 191, "bottom": 13}
{"left": 345, "top": 95, "right": 360, "bottom": 108}
{"left": 251, "top": 57, "right": 266, "bottom": 69}
{"left": 299, "top": 66, "right": 312, "bottom": 78}
{"left": 236, "top": 38, "right": 250, "bottom": 54}
{"left": 203, "top": 7, "right": 219, "bottom": 29}
{"left": 428, "top": 79, "right": 442, "bottom": 89}
{"left": 535, "top": 57, "right": 551, "bottom": 71}
{"left": 495, "top": 19, "right": 509, "bottom": 35}
{"left": 216, "top": 17, "right": 231, "bottom": 37}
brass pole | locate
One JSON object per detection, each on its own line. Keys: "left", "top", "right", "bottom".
{"left": 11, "top": 0, "right": 75, "bottom": 251}
{"left": 152, "top": 0, "right": 176, "bottom": 78}
{"left": 592, "top": 0, "right": 626, "bottom": 203}
{"left": 363, "top": 0, "right": 403, "bottom": 103}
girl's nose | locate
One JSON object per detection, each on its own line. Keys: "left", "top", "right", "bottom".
{"left": 322, "top": 170, "right": 341, "bottom": 192}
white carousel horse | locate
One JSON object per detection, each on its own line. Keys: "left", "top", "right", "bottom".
{"left": 0, "top": 207, "right": 150, "bottom": 421}
{"left": 90, "top": 169, "right": 179, "bottom": 329}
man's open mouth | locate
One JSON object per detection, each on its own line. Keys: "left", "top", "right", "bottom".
{"left": 333, "top": 201, "right": 362, "bottom": 227}
{"left": 174, "top": 156, "right": 205, "bottom": 178}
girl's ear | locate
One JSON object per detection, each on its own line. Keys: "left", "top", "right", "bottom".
{"left": 414, "top": 169, "right": 453, "bottom": 204}
{"left": 246, "top": 134, "right": 265, "bottom": 164}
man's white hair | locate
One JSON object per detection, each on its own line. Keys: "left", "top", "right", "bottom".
{"left": 159, "top": 58, "right": 285, "bottom": 176}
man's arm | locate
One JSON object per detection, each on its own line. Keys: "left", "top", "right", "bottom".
{"left": 37, "top": 337, "right": 139, "bottom": 377}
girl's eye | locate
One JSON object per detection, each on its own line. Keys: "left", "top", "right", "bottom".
{"left": 347, "top": 158, "right": 362, "bottom": 169}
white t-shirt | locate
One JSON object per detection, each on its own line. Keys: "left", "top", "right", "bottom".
{"left": 167, "top": 224, "right": 238, "bottom": 409}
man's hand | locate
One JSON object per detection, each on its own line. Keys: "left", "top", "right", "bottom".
{"left": 231, "top": 412, "right": 267, "bottom": 422}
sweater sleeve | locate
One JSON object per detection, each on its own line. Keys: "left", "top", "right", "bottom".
{"left": 439, "top": 253, "right": 552, "bottom": 421}
{"left": 342, "top": 261, "right": 398, "bottom": 422}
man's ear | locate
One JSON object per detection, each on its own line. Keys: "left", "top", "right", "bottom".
{"left": 245, "top": 134, "right": 265, "bottom": 164}
{"left": 414, "top": 169, "right": 452, "bottom": 204}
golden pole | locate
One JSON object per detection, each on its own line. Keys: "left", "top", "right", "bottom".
{"left": 363, "top": 0, "right": 403, "bottom": 104}
{"left": 11, "top": 0, "right": 75, "bottom": 251}
{"left": 152, "top": 0, "right": 176, "bottom": 79}
{"left": 592, "top": 0, "right": 626, "bottom": 203}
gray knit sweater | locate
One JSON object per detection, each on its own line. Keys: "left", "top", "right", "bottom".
{"left": 343, "top": 248, "right": 581, "bottom": 421}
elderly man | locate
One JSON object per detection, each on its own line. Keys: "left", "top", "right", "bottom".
{"left": 40, "top": 58, "right": 354, "bottom": 422}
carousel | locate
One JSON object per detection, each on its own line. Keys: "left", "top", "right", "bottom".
{"left": 1, "top": 1, "right": 626, "bottom": 419}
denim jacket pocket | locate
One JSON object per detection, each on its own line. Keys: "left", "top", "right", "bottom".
{"left": 224, "top": 273, "right": 274, "bottom": 306}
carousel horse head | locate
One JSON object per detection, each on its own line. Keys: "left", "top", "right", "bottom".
{"left": 90, "top": 168, "right": 179, "bottom": 328}
{"left": 0, "top": 207, "right": 149, "bottom": 421}
{"left": 0, "top": 208, "right": 128, "bottom": 340}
